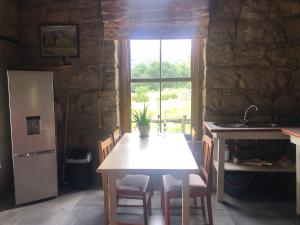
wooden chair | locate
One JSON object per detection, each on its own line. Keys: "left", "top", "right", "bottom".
{"left": 112, "top": 127, "right": 121, "bottom": 146}
{"left": 99, "top": 136, "right": 152, "bottom": 225}
{"left": 160, "top": 127, "right": 200, "bottom": 209}
{"left": 162, "top": 135, "right": 214, "bottom": 225}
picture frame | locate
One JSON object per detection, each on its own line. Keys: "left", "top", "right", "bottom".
{"left": 40, "top": 25, "right": 79, "bottom": 58}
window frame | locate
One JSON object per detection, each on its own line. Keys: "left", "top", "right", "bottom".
{"left": 130, "top": 39, "right": 192, "bottom": 133}
{"left": 119, "top": 39, "right": 203, "bottom": 137}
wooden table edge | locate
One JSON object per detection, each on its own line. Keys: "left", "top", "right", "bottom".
{"left": 96, "top": 168, "right": 199, "bottom": 174}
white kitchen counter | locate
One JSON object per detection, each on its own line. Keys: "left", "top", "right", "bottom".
{"left": 205, "top": 122, "right": 300, "bottom": 215}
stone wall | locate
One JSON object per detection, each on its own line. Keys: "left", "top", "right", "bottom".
{"left": 0, "top": 0, "right": 18, "bottom": 196}
{"left": 16, "top": 0, "right": 119, "bottom": 184}
{"left": 205, "top": 0, "right": 300, "bottom": 124}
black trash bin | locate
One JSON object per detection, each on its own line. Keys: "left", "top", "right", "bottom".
{"left": 66, "top": 148, "right": 92, "bottom": 189}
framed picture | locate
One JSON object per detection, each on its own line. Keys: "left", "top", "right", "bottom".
{"left": 40, "top": 25, "right": 79, "bottom": 57}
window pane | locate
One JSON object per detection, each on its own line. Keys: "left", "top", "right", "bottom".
{"left": 131, "top": 82, "right": 160, "bottom": 134}
{"left": 161, "top": 82, "right": 191, "bottom": 134}
{"left": 161, "top": 39, "right": 191, "bottom": 78}
{"left": 130, "top": 40, "right": 160, "bottom": 79}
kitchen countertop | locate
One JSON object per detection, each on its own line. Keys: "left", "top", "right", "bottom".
{"left": 204, "top": 121, "right": 283, "bottom": 132}
{"left": 282, "top": 128, "right": 300, "bottom": 139}
{"left": 205, "top": 121, "right": 300, "bottom": 138}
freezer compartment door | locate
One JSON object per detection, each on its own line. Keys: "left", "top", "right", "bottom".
{"left": 13, "top": 150, "right": 58, "bottom": 205}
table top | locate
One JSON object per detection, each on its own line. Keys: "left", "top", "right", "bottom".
{"left": 96, "top": 133, "right": 199, "bottom": 174}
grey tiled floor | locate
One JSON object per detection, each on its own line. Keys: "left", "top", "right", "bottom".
{"left": 0, "top": 188, "right": 299, "bottom": 225}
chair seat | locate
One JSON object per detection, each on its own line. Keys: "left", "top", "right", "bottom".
{"left": 163, "top": 174, "right": 206, "bottom": 193}
{"left": 117, "top": 174, "right": 150, "bottom": 193}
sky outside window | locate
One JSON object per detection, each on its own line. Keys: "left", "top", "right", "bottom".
{"left": 130, "top": 39, "right": 191, "bottom": 66}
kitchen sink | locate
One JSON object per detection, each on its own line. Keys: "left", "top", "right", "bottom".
{"left": 213, "top": 123, "right": 247, "bottom": 128}
{"left": 247, "top": 123, "right": 279, "bottom": 128}
{"left": 213, "top": 122, "right": 280, "bottom": 128}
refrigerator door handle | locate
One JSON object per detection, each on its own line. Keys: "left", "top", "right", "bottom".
{"left": 34, "top": 149, "right": 56, "bottom": 155}
{"left": 13, "top": 153, "right": 27, "bottom": 158}
{"left": 13, "top": 149, "right": 56, "bottom": 158}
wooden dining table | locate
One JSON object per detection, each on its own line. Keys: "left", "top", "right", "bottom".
{"left": 97, "top": 133, "right": 199, "bottom": 225}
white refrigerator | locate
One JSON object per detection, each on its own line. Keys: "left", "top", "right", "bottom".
{"left": 7, "top": 70, "right": 58, "bottom": 205}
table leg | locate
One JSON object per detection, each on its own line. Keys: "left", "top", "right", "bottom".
{"left": 296, "top": 146, "right": 300, "bottom": 214}
{"left": 217, "top": 138, "right": 225, "bottom": 202}
{"left": 213, "top": 135, "right": 218, "bottom": 161}
{"left": 212, "top": 135, "right": 218, "bottom": 190}
{"left": 182, "top": 173, "right": 190, "bottom": 225}
{"left": 103, "top": 175, "right": 109, "bottom": 225}
{"left": 108, "top": 174, "right": 117, "bottom": 225}
{"left": 290, "top": 136, "right": 300, "bottom": 215}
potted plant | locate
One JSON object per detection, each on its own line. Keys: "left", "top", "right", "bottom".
{"left": 132, "top": 104, "right": 152, "bottom": 137}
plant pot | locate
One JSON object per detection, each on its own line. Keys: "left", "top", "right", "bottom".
{"left": 138, "top": 124, "right": 150, "bottom": 137}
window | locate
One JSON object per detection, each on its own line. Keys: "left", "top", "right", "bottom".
{"left": 130, "top": 40, "right": 192, "bottom": 134}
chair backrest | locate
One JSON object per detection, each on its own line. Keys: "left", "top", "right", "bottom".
{"left": 112, "top": 127, "right": 121, "bottom": 146}
{"left": 191, "top": 127, "right": 198, "bottom": 152}
{"left": 98, "top": 136, "right": 114, "bottom": 163}
{"left": 200, "top": 135, "right": 213, "bottom": 188}
{"left": 98, "top": 136, "right": 114, "bottom": 223}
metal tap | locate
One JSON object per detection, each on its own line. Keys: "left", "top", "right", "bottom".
{"left": 241, "top": 105, "right": 258, "bottom": 124}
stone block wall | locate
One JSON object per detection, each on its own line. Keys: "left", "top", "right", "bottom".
{"left": 16, "top": 0, "right": 119, "bottom": 184}
{"left": 205, "top": 0, "right": 300, "bottom": 124}
{"left": 0, "top": 0, "right": 118, "bottom": 191}
{"left": 2, "top": 0, "right": 299, "bottom": 191}
{"left": 0, "top": 0, "right": 18, "bottom": 196}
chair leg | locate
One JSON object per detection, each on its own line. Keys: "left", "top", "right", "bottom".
{"left": 161, "top": 179, "right": 164, "bottom": 215}
{"left": 200, "top": 196, "right": 206, "bottom": 217}
{"left": 206, "top": 194, "right": 213, "bottom": 225}
{"left": 150, "top": 181, "right": 154, "bottom": 196}
{"left": 148, "top": 193, "right": 152, "bottom": 215}
{"left": 161, "top": 192, "right": 165, "bottom": 216}
{"left": 194, "top": 197, "right": 197, "bottom": 207}
{"left": 164, "top": 193, "right": 170, "bottom": 225}
{"left": 143, "top": 196, "right": 148, "bottom": 225}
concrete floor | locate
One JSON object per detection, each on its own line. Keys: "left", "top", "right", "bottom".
{"left": 0, "top": 187, "right": 300, "bottom": 225}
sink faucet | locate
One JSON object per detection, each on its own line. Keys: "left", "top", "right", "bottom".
{"left": 241, "top": 105, "right": 258, "bottom": 124}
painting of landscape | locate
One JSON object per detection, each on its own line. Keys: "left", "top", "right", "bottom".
{"left": 40, "top": 25, "right": 78, "bottom": 57}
